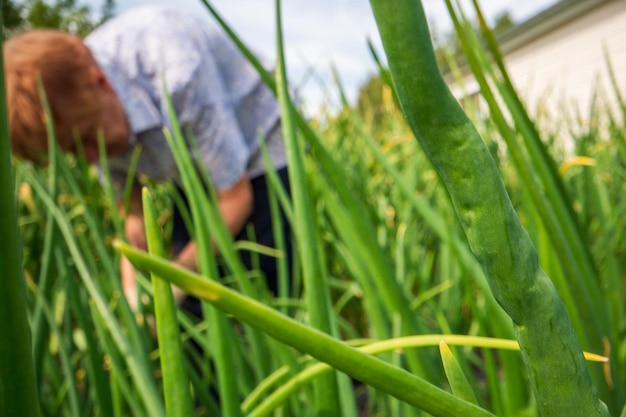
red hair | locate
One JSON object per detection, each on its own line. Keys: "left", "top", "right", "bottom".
{"left": 4, "top": 29, "right": 100, "bottom": 162}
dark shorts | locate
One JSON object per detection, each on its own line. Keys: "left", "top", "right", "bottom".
{"left": 171, "top": 167, "right": 292, "bottom": 315}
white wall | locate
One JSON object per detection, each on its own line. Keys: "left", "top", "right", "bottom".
{"left": 449, "top": 0, "right": 626, "bottom": 136}
{"left": 505, "top": 0, "right": 626, "bottom": 121}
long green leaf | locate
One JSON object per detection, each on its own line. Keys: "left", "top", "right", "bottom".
{"left": 116, "top": 241, "right": 495, "bottom": 417}
{"left": 439, "top": 341, "right": 478, "bottom": 405}
{"left": 273, "top": 1, "right": 347, "bottom": 415}
{"left": 367, "top": 0, "right": 609, "bottom": 415}
{"left": 161, "top": 96, "right": 241, "bottom": 416}
{"left": 143, "top": 187, "right": 195, "bottom": 417}
{"left": 0, "top": 20, "right": 40, "bottom": 417}
{"left": 26, "top": 172, "right": 165, "bottom": 417}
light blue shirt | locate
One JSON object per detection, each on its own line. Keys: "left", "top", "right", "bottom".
{"left": 85, "top": 5, "right": 285, "bottom": 190}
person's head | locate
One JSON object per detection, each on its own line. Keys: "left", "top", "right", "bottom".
{"left": 4, "top": 29, "right": 130, "bottom": 163}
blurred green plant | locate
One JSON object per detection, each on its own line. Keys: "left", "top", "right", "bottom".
{"left": 0, "top": 12, "right": 39, "bottom": 417}
{"left": 2, "top": 0, "right": 626, "bottom": 416}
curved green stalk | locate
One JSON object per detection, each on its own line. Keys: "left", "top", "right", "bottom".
{"left": 244, "top": 334, "right": 607, "bottom": 416}
{"left": 367, "top": 0, "right": 609, "bottom": 416}
{"left": 115, "top": 242, "right": 495, "bottom": 417}
{"left": 447, "top": 0, "right": 605, "bottom": 353}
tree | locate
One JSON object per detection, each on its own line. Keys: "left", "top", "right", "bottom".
{"left": 3, "top": 0, "right": 116, "bottom": 37}
{"left": 492, "top": 11, "right": 516, "bottom": 35}
{"left": 2, "top": 1, "right": 25, "bottom": 31}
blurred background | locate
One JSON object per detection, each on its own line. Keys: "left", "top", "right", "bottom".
{"left": 3, "top": 0, "right": 561, "bottom": 115}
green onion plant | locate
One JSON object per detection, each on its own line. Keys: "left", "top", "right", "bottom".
{"left": 1, "top": 0, "right": 625, "bottom": 416}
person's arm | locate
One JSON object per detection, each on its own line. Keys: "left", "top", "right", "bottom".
{"left": 173, "top": 173, "right": 253, "bottom": 273}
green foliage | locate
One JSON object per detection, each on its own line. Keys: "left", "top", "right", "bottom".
{"left": 356, "top": 76, "right": 385, "bottom": 122}
{"left": 3, "top": 0, "right": 116, "bottom": 36}
{"left": 2, "top": 0, "right": 626, "bottom": 416}
{"left": 2, "top": 1, "right": 24, "bottom": 32}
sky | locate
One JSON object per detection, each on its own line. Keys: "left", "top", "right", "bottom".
{"left": 109, "top": 0, "right": 560, "bottom": 115}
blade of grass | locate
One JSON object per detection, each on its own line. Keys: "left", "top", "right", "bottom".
{"left": 65, "top": 262, "right": 114, "bottom": 417}
{"left": 0, "top": 24, "right": 40, "bottom": 417}
{"left": 273, "top": 1, "right": 349, "bottom": 415}
{"left": 26, "top": 171, "right": 165, "bottom": 417}
{"left": 30, "top": 78, "right": 63, "bottom": 389}
{"left": 161, "top": 93, "right": 242, "bottom": 416}
{"left": 25, "top": 275, "right": 81, "bottom": 417}
{"left": 89, "top": 302, "right": 152, "bottom": 417}
{"left": 37, "top": 85, "right": 155, "bottom": 376}
{"left": 143, "top": 187, "right": 195, "bottom": 417}
{"left": 258, "top": 138, "right": 294, "bottom": 305}
{"left": 439, "top": 341, "right": 479, "bottom": 405}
